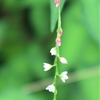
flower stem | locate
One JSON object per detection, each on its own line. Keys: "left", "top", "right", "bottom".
{"left": 57, "top": 6, "right": 61, "bottom": 33}
{"left": 53, "top": 4, "right": 61, "bottom": 100}
{"left": 53, "top": 56, "right": 58, "bottom": 100}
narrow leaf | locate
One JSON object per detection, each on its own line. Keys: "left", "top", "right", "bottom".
{"left": 50, "top": 0, "right": 66, "bottom": 32}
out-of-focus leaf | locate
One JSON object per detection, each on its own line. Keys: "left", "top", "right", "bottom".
{"left": 0, "top": 20, "right": 8, "bottom": 48}
{"left": 58, "top": 82, "right": 85, "bottom": 100}
{"left": 0, "top": 89, "right": 44, "bottom": 100}
{"left": 79, "top": 76, "right": 99, "bottom": 100}
{"left": 80, "top": 38, "right": 99, "bottom": 67}
{"left": 0, "top": 42, "right": 50, "bottom": 89}
{"left": 30, "top": 7, "right": 50, "bottom": 37}
{"left": 0, "top": 20, "right": 7, "bottom": 38}
{"left": 0, "top": 45, "right": 32, "bottom": 87}
{"left": 2, "top": 0, "right": 49, "bottom": 10}
{"left": 50, "top": 0, "right": 66, "bottom": 32}
{"left": 80, "top": 0, "right": 99, "bottom": 43}
{"left": 23, "top": 0, "right": 49, "bottom": 7}
{"left": 26, "top": 43, "right": 50, "bottom": 79}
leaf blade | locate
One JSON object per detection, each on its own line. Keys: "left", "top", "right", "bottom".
{"left": 50, "top": 0, "right": 66, "bottom": 32}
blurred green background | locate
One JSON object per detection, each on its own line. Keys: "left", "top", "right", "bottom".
{"left": 0, "top": 0, "right": 99, "bottom": 100}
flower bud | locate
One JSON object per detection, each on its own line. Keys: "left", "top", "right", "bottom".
{"left": 57, "top": 28, "right": 63, "bottom": 37}
{"left": 55, "top": 0, "right": 60, "bottom": 7}
{"left": 59, "top": 57, "right": 68, "bottom": 64}
{"left": 55, "top": 37, "right": 61, "bottom": 46}
{"left": 60, "top": 28, "right": 63, "bottom": 37}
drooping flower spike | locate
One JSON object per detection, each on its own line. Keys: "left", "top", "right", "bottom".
{"left": 43, "top": 0, "right": 69, "bottom": 99}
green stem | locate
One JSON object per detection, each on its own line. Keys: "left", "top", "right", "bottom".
{"left": 56, "top": 45, "right": 60, "bottom": 57}
{"left": 53, "top": 56, "right": 58, "bottom": 84}
{"left": 58, "top": 6, "right": 61, "bottom": 32}
{"left": 53, "top": 56, "right": 58, "bottom": 100}
{"left": 53, "top": 5, "right": 61, "bottom": 100}
{"left": 53, "top": 89, "right": 57, "bottom": 100}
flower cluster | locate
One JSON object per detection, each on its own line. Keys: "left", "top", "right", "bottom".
{"left": 43, "top": 0, "right": 69, "bottom": 97}
{"left": 43, "top": 28, "right": 69, "bottom": 93}
{"left": 43, "top": 44, "right": 69, "bottom": 93}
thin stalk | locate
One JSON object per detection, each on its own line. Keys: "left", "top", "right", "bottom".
{"left": 53, "top": 5, "right": 61, "bottom": 100}
{"left": 58, "top": 6, "right": 61, "bottom": 32}
{"left": 53, "top": 56, "right": 58, "bottom": 100}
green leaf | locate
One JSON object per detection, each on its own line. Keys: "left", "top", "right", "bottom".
{"left": 2, "top": 0, "right": 49, "bottom": 11}
{"left": 0, "top": 20, "right": 8, "bottom": 43}
{"left": 79, "top": 76, "right": 99, "bottom": 100}
{"left": 30, "top": 7, "right": 50, "bottom": 37}
{"left": 0, "top": 89, "right": 44, "bottom": 100}
{"left": 80, "top": 0, "right": 99, "bottom": 43}
{"left": 50, "top": 0, "right": 66, "bottom": 32}
{"left": 0, "top": 42, "right": 50, "bottom": 89}
{"left": 80, "top": 38, "right": 99, "bottom": 67}
{"left": 26, "top": 43, "right": 50, "bottom": 79}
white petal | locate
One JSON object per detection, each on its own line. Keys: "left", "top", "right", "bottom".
{"left": 50, "top": 47, "right": 56, "bottom": 56}
{"left": 43, "top": 63, "right": 52, "bottom": 71}
{"left": 46, "top": 84, "right": 55, "bottom": 93}
{"left": 61, "top": 71, "right": 68, "bottom": 75}
{"left": 60, "top": 71, "right": 69, "bottom": 82}
{"left": 61, "top": 78, "right": 66, "bottom": 82}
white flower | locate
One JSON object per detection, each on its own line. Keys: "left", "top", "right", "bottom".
{"left": 50, "top": 47, "right": 56, "bottom": 56}
{"left": 59, "top": 57, "right": 68, "bottom": 64}
{"left": 60, "top": 71, "right": 69, "bottom": 82}
{"left": 43, "top": 63, "right": 52, "bottom": 71}
{"left": 46, "top": 84, "right": 55, "bottom": 93}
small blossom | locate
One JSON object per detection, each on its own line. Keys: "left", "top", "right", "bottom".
{"left": 55, "top": 0, "right": 60, "bottom": 7}
{"left": 60, "top": 71, "right": 69, "bottom": 82}
{"left": 55, "top": 37, "right": 61, "bottom": 46}
{"left": 46, "top": 84, "right": 55, "bottom": 93}
{"left": 50, "top": 47, "right": 56, "bottom": 56}
{"left": 59, "top": 57, "right": 68, "bottom": 64}
{"left": 43, "top": 63, "right": 52, "bottom": 71}
{"left": 60, "top": 28, "right": 63, "bottom": 37}
{"left": 57, "top": 28, "right": 63, "bottom": 37}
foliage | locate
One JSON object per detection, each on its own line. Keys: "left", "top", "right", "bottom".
{"left": 0, "top": 0, "right": 99, "bottom": 100}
